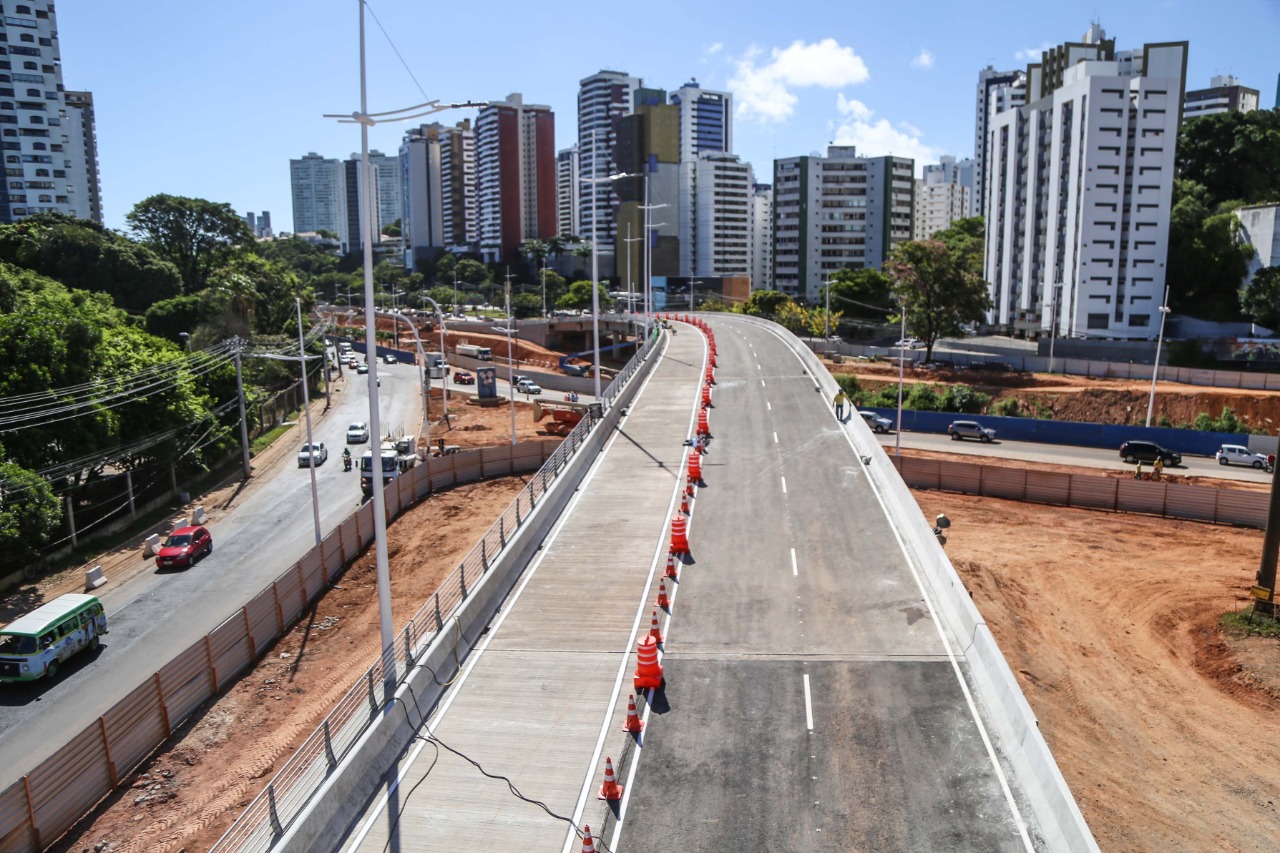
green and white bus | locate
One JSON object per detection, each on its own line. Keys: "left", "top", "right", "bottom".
{"left": 0, "top": 593, "right": 107, "bottom": 682}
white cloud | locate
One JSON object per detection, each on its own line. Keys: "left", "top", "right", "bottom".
{"left": 730, "top": 39, "right": 870, "bottom": 123}
{"left": 911, "top": 49, "right": 935, "bottom": 70}
{"left": 831, "top": 97, "right": 941, "bottom": 171}
{"left": 706, "top": 42, "right": 723, "bottom": 55}
{"left": 1014, "top": 43, "right": 1052, "bottom": 61}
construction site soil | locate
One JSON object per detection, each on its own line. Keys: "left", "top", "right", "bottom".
{"left": 29, "top": 362, "right": 1280, "bottom": 852}
{"left": 829, "top": 357, "right": 1280, "bottom": 429}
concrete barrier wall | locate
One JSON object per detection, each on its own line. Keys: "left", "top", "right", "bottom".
{"left": 743, "top": 315, "right": 1100, "bottom": 852}
{"left": 269, "top": 332, "right": 667, "bottom": 852}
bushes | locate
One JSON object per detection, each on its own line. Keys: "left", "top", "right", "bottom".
{"left": 994, "top": 397, "right": 1022, "bottom": 417}
{"left": 856, "top": 381, "right": 989, "bottom": 414}
{"left": 835, "top": 374, "right": 861, "bottom": 398}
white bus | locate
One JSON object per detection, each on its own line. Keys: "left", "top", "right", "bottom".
{"left": 0, "top": 594, "right": 107, "bottom": 682}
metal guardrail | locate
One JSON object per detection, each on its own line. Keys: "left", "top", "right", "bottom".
{"left": 208, "top": 327, "right": 660, "bottom": 852}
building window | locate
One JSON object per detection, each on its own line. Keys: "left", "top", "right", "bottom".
{"left": 1087, "top": 313, "right": 1110, "bottom": 329}
{"left": 21, "top": 61, "right": 35, "bottom": 70}
{"left": 1128, "top": 314, "right": 1150, "bottom": 327}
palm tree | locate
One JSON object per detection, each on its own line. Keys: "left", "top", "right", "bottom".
{"left": 520, "top": 238, "right": 548, "bottom": 269}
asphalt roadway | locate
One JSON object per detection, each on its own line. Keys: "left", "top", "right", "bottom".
{"left": 0, "top": 352, "right": 425, "bottom": 780}
{"left": 619, "top": 315, "right": 1041, "bottom": 851}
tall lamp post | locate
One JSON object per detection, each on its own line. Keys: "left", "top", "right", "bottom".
{"left": 1144, "top": 286, "right": 1172, "bottom": 428}
{"left": 580, "top": 129, "right": 636, "bottom": 399}
{"left": 325, "top": 1, "right": 484, "bottom": 685}
{"left": 895, "top": 299, "right": 908, "bottom": 458}
{"left": 1047, "top": 283, "right": 1061, "bottom": 375}
{"left": 638, "top": 173, "right": 668, "bottom": 336}
{"left": 296, "top": 298, "right": 323, "bottom": 546}
{"left": 623, "top": 223, "right": 643, "bottom": 326}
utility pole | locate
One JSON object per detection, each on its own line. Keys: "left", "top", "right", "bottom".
{"left": 824, "top": 273, "right": 831, "bottom": 340}
{"left": 297, "top": 298, "right": 323, "bottom": 546}
{"left": 505, "top": 274, "right": 516, "bottom": 445}
{"left": 233, "top": 338, "right": 251, "bottom": 478}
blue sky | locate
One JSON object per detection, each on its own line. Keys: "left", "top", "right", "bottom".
{"left": 58, "top": 0, "right": 1278, "bottom": 235}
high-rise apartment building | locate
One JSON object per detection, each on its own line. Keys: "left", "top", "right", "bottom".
{"left": 983, "top": 25, "right": 1187, "bottom": 339}
{"left": 556, "top": 146, "right": 579, "bottom": 238}
{"left": 0, "top": 4, "right": 97, "bottom": 223}
{"left": 62, "top": 90, "right": 100, "bottom": 223}
{"left": 614, "top": 98, "right": 680, "bottom": 287}
{"left": 685, "top": 152, "right": 752, "bottom": 277}
{"left": 290, "top": 152, "right": 346, "bottom": 237}
{"left": 913, "top": 171, "right": 970, "bottom": 240}
{"left": 367, "top": 150, "right": 402, "bottom": 236}
{"left": 773, "top": 146, "right": 914, "bottom": 301}
{"left": 243, "top": 211, "right": 272, "bottom": 239}
{"left": 475, "top": 93, "right": 556, "bottom": 264}
{"left": 974, "top": 66, "right": 1026, "bottom": 219}
{"left": 578, "top": 70, "right": 641, "bottom": 266}
{"left": 669, "top": 79, "right": 735, "bottom": 278}
{"left": 749, "top": 183, "right": 773, "bottom": 292}
{"left": 1183, "top": 75, "right": 1260, "bottom": 120}
{"left": 400, "top": 120, "right": 477, "bottom": 269}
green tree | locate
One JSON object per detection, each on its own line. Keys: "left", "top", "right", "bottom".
{"left": 741, "top": 290, "right": 794, "bottom": 317}
{"left": 884, "top": 240, "right": 993, "bottom": 362}
{"left": 456, "top": 258, "right": 490, "bottom": 287}
{"left": 1178, "top": 108, "right": 1280, "bottom": 207}
{"left": 556, "top": 280, "right": 612, "bottom": 311}
{"left": 826, "top": 268, "right": 893, "bottom": 319}
{"left": 1241, "top": 266, "right": 1280, "bottom": 328}
{"left": 255, "top": 236, "right": 339, "bottom": 282}
{"left": 934, "top": 217, "right": 986, "bottom": 277}
{"left": 511, "top": 293, "right": 542, "bottom": 319}
{"left": 521, "top": 238, "right": 548, "bottom": 269}
{"left": 435, "top": 252, "right": 457, "bottom": 284}
{"left": 539, "top": 269, "right": 568, "bottom": 307}
{"left": 126, "top": 195, "right": 254, "bottom": 293}
{"left": 144, "top": 294, "right": 219, "bottom": 342}
{"left": 0, "top": 214, "right": 182, "bottom": 314}
{"left": 0, "top": 462, "right": 61, "bottom": 567}
{"left": 383, "top": 218, "right": 402, "bottom": 238}
{"left": 1166, "top": 180, "right": 1253, "bottom": 320}
{"left": 775, "top": 300, "right": 810, "bottom": 334}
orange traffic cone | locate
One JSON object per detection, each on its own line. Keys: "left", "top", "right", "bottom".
{"left": 709, "top": 353, "right": 717, "bottom": 368}
{"left": 581, "top": 825, "right": 597, "bottom": 852}
{"left": 634, "top": 635, "right": 663, "bottom": 690}
{"left": 688, "top": 449, "right": 703, "bottom": 483}
{"left": 649, "top": 609, "right": 664, "bottom": 644}
{"left": 665, "top": 553, "right": 679, "bottom": 579}
{"left": 598, "top": 757, "right": 624, "bottom": 800}
{"left": 657, "top": 576, "right": 671, "bottom": 610}
{"left": 679, "top": 493, "right": 690, "bottom": 515}
{"left": 701, "top": 385, "right": 712, "bottom": 407}
{"left": 684, "top": 480, "right": 695, "bottom": 499}
{"left": 697, "top": 409, "right": 710, "bottom": 437}
{"left": 670, "top": 516, "right": 689, "bottom": 554}
{"left": 622, "top": 694, "right": 644, "bottom": 734}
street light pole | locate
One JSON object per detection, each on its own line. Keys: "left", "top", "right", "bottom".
{"left": 505, "top": 277, "right": 516, "bottom": 445}
{"left": 1145, "top": 286, "right": 1172, "bottom": 428}
{"left": 296, "top": 298, "right": 323, "bottom": 546}
{"left": 824, "top": 273, "right": 831, "bottom": 340}
{"left": 233, "top": 338, "right": 251, "bottom": 478}
{"left": 896, "top": 300, "right": 907, "bottom": 458}
{"left": 1047, "top": 284, "right": 1060, "bottom": 375}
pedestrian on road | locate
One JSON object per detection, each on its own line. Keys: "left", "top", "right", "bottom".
{"left": 1153, "top": 457, "right": 1164, "bottom": 481}
{"left": 1135, "top": 460, "right": 1144, "bottom": 480}
{"left": 833, "top": 390, "right": 849, "bottom": 421}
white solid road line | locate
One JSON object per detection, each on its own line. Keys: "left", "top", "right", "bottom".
{"left": 752, "top": 317, "right": 1035, "bottom": 851}
{"left": 803, "top": 673, "right": 815, "bottom": 732}
{"left": 781, "top": 476, "right": 788, "bottom": 494}
{"left": 790, "top": 547, "right": 798, "bottom": 577}
{"left": 774, "top": 432, "right": 779, "bottom": 444}
{"left": 766, "top": 401, "right": 772, "bottom": 411}
{"left": 761, "top": 379, "right": 766, "bottom": 387}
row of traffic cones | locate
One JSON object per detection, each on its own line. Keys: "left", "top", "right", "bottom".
{"left": 590, "top": 314, "right": 720, "bottom": 824}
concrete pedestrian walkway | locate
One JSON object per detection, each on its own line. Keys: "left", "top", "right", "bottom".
{"left": 338, "top": 327, "right": 706, "bottom": 852}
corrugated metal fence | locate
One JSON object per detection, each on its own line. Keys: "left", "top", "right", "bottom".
{"left": 891, "top": 455, "right": 1269, "bottom": 529}
{"left": 0, "top": 441, "right": 561, "bottom": 853}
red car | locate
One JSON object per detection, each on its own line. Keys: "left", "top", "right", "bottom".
{"left": 453, "top": 370, "right": 475, "bottom": 385}
{"left": 155, "top": 525, "right": 212, "bottom": 569}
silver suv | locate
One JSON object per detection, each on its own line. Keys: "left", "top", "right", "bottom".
{"left": 947, "top": 419, "right": 996, "bottom": 442}
{"left": 859, "top": 410, "right": 893, "bottom": 434}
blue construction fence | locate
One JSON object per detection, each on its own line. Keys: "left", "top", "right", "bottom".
{"left": 861, "top": 407, "right": 1249, "bottom": 458}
